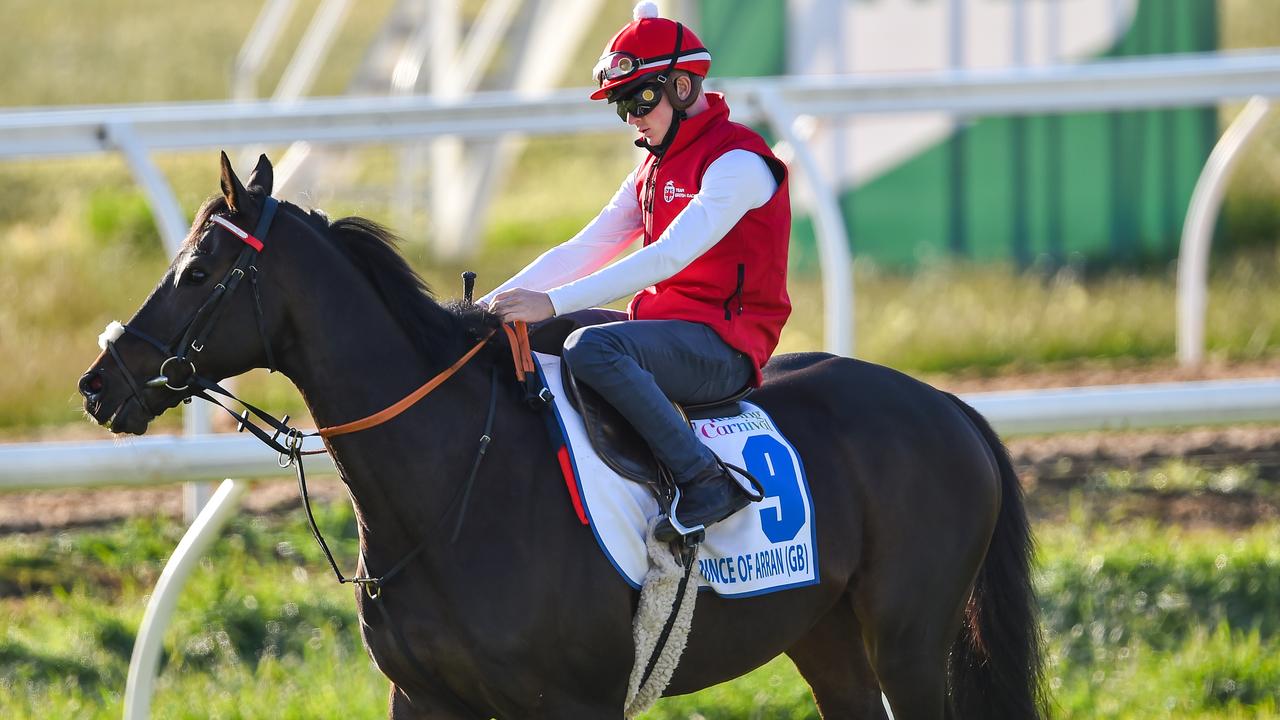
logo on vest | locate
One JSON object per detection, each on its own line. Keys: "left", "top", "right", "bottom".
{"left": 663, "top": 180, "right": 694, "bottom": 203}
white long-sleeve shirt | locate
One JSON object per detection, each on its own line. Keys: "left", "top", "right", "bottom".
{"left": 479, "top": 148, "right": 778, "bottom": 315}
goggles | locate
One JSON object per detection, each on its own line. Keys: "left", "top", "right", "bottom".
{"left": 611, "top": 81, "right": 665, "bottom": 121}
{"left": 594, "top": 51, "right": 644, "bottom": 87}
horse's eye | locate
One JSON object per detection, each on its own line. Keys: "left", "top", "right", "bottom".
{"left": 184, "top": 267, "right": 210, "bottom": 285}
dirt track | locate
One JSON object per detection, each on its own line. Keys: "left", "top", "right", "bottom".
{"left": 3, "top": 357, "right": 1278, "bottom": 533}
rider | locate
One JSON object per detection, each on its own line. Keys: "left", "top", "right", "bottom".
{"left": 481, "top": 1, "right": 791, "bottom": 541}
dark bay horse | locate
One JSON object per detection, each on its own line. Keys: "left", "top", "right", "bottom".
{"left": 79, "top": 154, "right": 1046, "bottom": 719}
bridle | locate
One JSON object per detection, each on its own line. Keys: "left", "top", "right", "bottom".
{"left": 101, "top": 197, "right": 289, "bottom": 446}
{"left": 98, "top": 190, "right": 501, "bottom": 523}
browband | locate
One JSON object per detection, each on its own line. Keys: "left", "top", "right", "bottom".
{"left": 209, "top": 196, "right": 279, "bottom": 252}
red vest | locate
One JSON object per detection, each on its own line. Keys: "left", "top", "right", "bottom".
{"left": 626, "top": 93, "right": 791, "bottom": 386}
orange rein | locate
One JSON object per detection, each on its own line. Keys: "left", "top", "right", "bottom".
{"left": 502, "top": 321, "right": 536, "bottom": 381}
{"left": 316, "top": 323, "right": 533, "bottom": 439}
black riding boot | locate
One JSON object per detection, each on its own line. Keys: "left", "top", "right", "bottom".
{"left": 654, "top": 461, "right": 753, "bottom": 542}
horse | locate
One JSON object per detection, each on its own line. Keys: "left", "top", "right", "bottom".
{"left": 78, "top": 153, "right": 1046, "bottom": 719}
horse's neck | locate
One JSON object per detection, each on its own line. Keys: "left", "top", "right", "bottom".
{"left": 277, "top": 249, "right": 481, "bottom": 568}
{"left": 274, "top": 230, "right": 462, "bottom": 433}
{"left": 284, "top": 297, "right": 431, "bottom": 431}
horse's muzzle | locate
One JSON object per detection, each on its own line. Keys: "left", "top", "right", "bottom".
{"left": 79, "top": 367, "right": 154, "bottom": 434}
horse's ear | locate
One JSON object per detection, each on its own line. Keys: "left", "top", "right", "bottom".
{"left": 246, "top": 153, "right": 274, "bottom": 197}
{"left": 219, "top": 151, "right": 248, "bottom": 213}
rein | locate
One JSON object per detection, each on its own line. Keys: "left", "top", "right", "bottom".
{"left": 316, "top": 329, "right": 497, "bottom": 438}
{"left": 293, "top": 329, "right": 502, "bottom": 591}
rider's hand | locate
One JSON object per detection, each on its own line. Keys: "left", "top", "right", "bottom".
{"left": 489, "top": 288, "right": 555, "bottom": 323}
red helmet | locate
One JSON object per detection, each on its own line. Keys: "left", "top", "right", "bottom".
{"left": 590, "top": 2, "right": 711, "bottom": 101}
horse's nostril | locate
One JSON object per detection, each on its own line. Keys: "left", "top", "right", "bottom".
{"left": 78, "top": 370, "right": 105, "bottom": 399}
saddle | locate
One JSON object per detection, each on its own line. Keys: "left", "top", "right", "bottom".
{"left": 528, "top": 315, "right": 752, "bottom": 499}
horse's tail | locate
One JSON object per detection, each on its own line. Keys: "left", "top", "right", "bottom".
{"left": 944, "top": 394, "right": 1048, "bottom": 719}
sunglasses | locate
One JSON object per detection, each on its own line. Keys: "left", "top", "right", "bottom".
{"left": 611, "top": 81, "right": 665, "bottom": 121}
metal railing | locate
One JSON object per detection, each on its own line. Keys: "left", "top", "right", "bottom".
{"left": 7, "top": 51, "right": 1280, "bottom": 157}
{"left": 8, "top": 378, "right": 1280, "bottom": 494}
{"left": 1177, "top": 96, "right": 1274, "bottom": 367}
{"left": 3, "top": 50, "right": 1279, "bottom": 358}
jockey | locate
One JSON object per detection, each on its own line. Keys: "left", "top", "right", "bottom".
{"left": 481, "top": 1, "right": 791, "bottom": 541}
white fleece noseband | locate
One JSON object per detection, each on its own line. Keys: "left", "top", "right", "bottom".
{"left": 97, "top": 321, "right": 125, "bottom": 351}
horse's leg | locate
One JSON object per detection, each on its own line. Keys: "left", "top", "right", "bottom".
{"left": 861, "top": 624, "right": 951, "bottom": 720}
{"left": 854, "top": 512, "right": 991, "bottom": 720}
{"left": 786, "top": 594, "right": 888, "bottom": 720}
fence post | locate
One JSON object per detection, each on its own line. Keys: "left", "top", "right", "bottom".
{"left": 1176, "top": 96, "right": 1272, "bottom": 367}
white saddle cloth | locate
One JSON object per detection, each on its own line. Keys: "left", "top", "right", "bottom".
{"left": 535, "top": 352, "right": 819, "bottom": 598}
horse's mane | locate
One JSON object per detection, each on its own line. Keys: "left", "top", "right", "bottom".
{"left": 190, "top": 194, "right": 499, "bottom": 372}
{"left": 305, "top": 209, "right": 500, "bottom": 371}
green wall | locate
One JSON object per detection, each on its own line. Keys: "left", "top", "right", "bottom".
{"left": 698, "top": 0, "right": 787, "bottom": 79}
{"left": 700, "top": 0, "right": 1220, "bottom": 269}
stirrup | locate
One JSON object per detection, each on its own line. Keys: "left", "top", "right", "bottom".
{"left": 664, "top": 485, "right": 705, "bottom": 544}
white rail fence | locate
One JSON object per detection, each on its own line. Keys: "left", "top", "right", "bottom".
{"left": 3, "top": 50, "right": 1280, "bottom": 358}
{"left": 3, "top": 379, "right": 1280, "bottom": 718}
{"left": 8, "top": 378, "right": 1280, "bottom": 494}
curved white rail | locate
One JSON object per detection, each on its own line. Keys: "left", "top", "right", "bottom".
{"left": 1176, "top": 96, "right": 1273, "bottom": 368}
{"left": 122, "top": 478, "right": 250, "bottom": 720}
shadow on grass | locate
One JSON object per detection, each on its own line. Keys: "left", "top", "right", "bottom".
{"left": 0, "top": 639, "right": 105, "bottom": 688}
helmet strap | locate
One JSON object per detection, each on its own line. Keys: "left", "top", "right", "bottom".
{"left": 636, "top": 105, "right": 684, "bottom": 157}
{"left": 664, "top": 72, "right": 700, "bottom": 112}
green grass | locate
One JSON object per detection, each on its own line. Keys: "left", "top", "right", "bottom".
{"left": 1037, "top": 522, "right": 1280, "bottom": 719}
{"left": 2, "top": 480, "right": 1279, "bottom": 718}
{"left": 1087, "top": 461, "right": 1266, "bottom": 496}
{"left": 840, "top": 250, "right": 1280, "bottom": 372}
{"left": 0, "top": 0, "right": 400, "bottom": 107}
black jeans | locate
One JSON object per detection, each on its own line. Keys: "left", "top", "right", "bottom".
{"left": 561, "top": 310, "right": 752, "bottom": 483}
